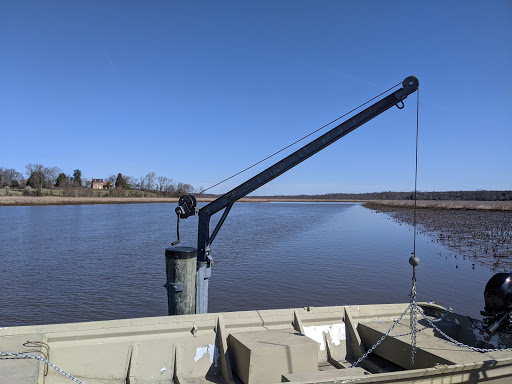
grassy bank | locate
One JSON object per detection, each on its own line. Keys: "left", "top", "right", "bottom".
{"left": 2, "top": 187, "right": 162, "bottom": 198}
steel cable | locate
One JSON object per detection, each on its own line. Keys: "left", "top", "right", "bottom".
{"left": 413, "top": 89, "right": 420, "bottom": 256}
{"left": 196, "top": 81, "right": 402, "bottom": 195}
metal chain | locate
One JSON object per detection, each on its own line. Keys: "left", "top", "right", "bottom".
{"left": 350, "top": 297, "right": 512, "bottom": 369}
{"left": 350, "top": 303, "right": 412, "bottom": 368}
{"left": 410, "top": 267, "right": 417, "bottom": 365}
{"left": 391, "top": 325, "right": 428, "bottom": 338}
{"left": 0, "top": 351, "right": 85, "bottom": 384}
{"left": 413, "top": 302, "right": 512, "bottom": 353}
{"left": 410, "top": 301, "right": 417, "bottom": 365}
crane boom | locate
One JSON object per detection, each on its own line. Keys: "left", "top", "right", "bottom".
{"left": 171, "top": 76, "right": 419, "bottom": 314}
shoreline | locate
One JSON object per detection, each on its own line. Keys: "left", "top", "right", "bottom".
{"left": 0, "top": 195, "right": 366, "bottom": 207}
{"left": 0, "top": 195, "right": 511, "bottom": 210}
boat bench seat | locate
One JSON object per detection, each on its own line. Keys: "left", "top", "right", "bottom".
{"left": 228, "top": 329, "right": 319, "bottom": 384}
{"left": 358, "top": 320, "right": 485, "bottom": 370}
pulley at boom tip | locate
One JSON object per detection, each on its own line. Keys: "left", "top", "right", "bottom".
{"left": 403, "top": 76, "right": 419, "bottom": 93}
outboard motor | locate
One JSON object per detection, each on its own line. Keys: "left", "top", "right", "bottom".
{"left": 481, "top": 272, "right": 512, "bottom": 333}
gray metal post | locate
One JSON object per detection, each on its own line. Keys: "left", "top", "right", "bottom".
{"left": 196, "top": 261, "right": 211, "bottom": 314}
{"left": 165, "top": 247, "right": 197, "bottom": 315}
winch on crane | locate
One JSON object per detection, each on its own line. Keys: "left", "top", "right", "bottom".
{"left": 165, "top": 76, "right": 420, "bottom": 315}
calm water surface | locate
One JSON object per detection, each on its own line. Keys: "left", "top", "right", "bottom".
{"left": 0, "top": 202, "right": 494, "bottom": 326}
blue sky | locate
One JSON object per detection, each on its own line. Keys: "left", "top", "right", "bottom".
{"left": 1, "top": 0, "right": 511, "bottom": 195}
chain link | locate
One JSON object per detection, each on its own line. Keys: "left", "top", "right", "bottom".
{"left": 410, "top": 298, "right": 417, "bottom": 365}
{"left": 409, "top": 268, "right": 417, "bottom": 365}
{"left": 0, "top": 350, "right": 85, "bottom": 384}
{"left": 350, "top": 266, "right": 512, "bottom": 370}
{"left": 391, "top": 325, "right": 428, "bottom": 338}
{"left": 413, "top": 302, "right": 512, "bottom": 353}
{"left": 350, "top": 303, "right": 412, "bottom": 368}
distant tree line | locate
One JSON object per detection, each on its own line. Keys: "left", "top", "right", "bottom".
{"left": 0, "top": 164, "right": 195, "bottom": 197}
{"left": 244, "top": 190, "right": 512, "bottom": 201}
{"left": 102, "top": 171, "right": 195, "bottom": 196}
{"left": 3, "top": 164, "right": 509, "bottom": 201}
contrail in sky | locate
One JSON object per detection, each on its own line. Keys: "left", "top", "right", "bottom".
{"left": 103, "top": 49, "right": 114, "bottom": 66}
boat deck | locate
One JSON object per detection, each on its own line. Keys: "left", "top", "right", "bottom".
{"left": 1, "top": 303, "right": 512, "bottom": 384}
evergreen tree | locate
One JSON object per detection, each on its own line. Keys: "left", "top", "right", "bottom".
{"left": 73, "top": 169, "right": 82, "bottom": 186}
{"left": 115, "top": 173, "right": 123, "bottom": 189}
{"left": 55, "top": 173, "right": 68, "bottom": 187}
{"left": 115, "top": 173, "right": 129, "bottom": 189}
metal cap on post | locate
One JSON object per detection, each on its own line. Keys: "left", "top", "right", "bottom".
{"left": 165, "top": 247, "right": 197, "bottom": 315}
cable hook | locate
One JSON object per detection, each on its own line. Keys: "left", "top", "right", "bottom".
{"left": 396, "top": 100, "right": 405, "bottom": 109}
{"left": 171, "top": 212, "right": 181, "bottom": 246}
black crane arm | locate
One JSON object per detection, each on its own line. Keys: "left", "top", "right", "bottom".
{"left": 176, "top": 76, "right": 419, "bottom": 263}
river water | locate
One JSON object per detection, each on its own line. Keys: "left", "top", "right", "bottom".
{"left": 0, "top": 202, "right": 495, "bottom": 327}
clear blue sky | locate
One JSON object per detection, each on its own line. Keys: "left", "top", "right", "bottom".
{"left": 1, "top": 0, "right": 511, "bottom": 195}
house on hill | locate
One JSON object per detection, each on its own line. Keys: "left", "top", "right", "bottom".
{"left": 91, "top": 178, "right": 113, "bottom": 190}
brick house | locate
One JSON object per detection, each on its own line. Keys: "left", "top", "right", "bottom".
{"left": 91, "top": 178, "right": 113, "bottom": 190}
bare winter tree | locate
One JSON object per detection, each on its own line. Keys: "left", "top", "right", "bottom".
{"left": 25, "top": 163, "right": 61, "bottom": 195}
{"left": 175, "top": 182, "right": 194, "bottom": 196}
{"left": 124, "top": 176, "right": 136, "bottom": 189}
{"left": 164, "top": 180, "right": 176, "bottom": 195}
{"left": 157, "top": 176, "right": 170, "bottom": 193}
{"left": 0, "top": 167, "right": 23, "bottom": 187}
{"left": 145, "top": 172, "right": 156, "bottom": 191}
{"left": 138, "top": 175, "right": 146, "bottom": 190}
{"left": 79, "top": 172, "right": 91, "bottom": 188}
{"left": 46, "top": 167, "right": 61, "bottom": 188}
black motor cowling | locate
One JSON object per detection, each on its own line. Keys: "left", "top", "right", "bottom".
{"left": 483, "top": 272, "right": 512, "bottom": 314}
{"left": 481, "top": 272, "right": 512, "bottom": 333}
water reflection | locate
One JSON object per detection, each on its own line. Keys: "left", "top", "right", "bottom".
{"left": 0, "top": 202, "right": 494, "bottom": 326}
